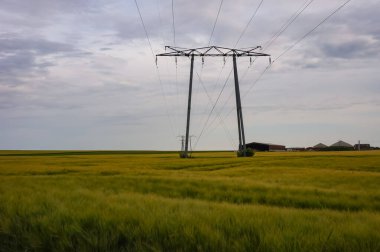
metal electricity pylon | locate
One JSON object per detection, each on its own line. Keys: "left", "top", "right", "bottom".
{"left": 177, "top": 135, "right": 185, "bottom": 152}
{"left": 157, "top": 46, "right": 270, "bottom": 158}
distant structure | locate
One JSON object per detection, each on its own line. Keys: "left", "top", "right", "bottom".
{"left": 246, "top": 142, "right": 286, "bottom": 152}
{"left": 294, "top": 140, "right": 375, "bottom": 152}
{"left": 330, "top": 140, "right": 353, "bottom": 148}
{"left": 287, "top": 147, "right": 306, "bottom": 152}
{"left": 309, "top": 140, "right": 354, "bottom": 151}
{"left": 314, "top": 143, "right": 328, "bottom": 149}
{"left": 354, "top": 143, "right": 371, "bottom": 151}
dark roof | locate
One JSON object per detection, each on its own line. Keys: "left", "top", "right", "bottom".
{"left": 246, "top": 142, "right": 285, "bottom": 147}
{"left": 313, "top": 143, "right": 328, "bottom": 148}
{"left": 330, "top": 140, "right": 353, "bottom": 148}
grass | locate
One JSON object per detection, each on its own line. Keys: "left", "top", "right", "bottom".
{"left": 0, "top": 150, "right": 380, "bottom": 251}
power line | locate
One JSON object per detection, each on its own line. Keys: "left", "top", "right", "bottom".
{"left": 170, "top": 0, "right": 181, "bottom": 135}
{"left": 133, "top": 0, "right": 156, "bottom": 60}
{"left": 204, "top": 88, "right": 234, "bottom": 135}
{"left": 203, "top": 58, "right": 261, "bottom": 137}
{"left": 243, "top": 64, "right": 271, "bottom": 98}
{"left": 194, "top": 0, "right": 225, "bottom": 133}
{"left": 171, "top": 0, "right": 176, "bottom": 46}
{"left": 221, "top": 0, "right": 314, "bottom": 98}
{"left": 206, "top": 64, "right": 271, "bottom": 137}
{"left": 233, "top": 0, "right": 315, "bottom": 97}
{"left": 218, "top": 0, "right": 314, "bottom": 116}
{"left": 193, "top": 69, "right": 233, "bottom": 149}
{"left": 211, "top": 0, "right": 354, "bottom": 135}
{"left": 273, "top": 0, "right": 353, "bottom": 63}
{"left": 234, "top": 0, "right": 264, "bottom": 47}
{"left": 200, "top": 0, "right": 265, "bottom": 143}
{"left": 193, "top": 59, "right": 228, "bottom": 135}
{"left": 206, "top": 0, "right": 315, "bottom": 131}
{"left": 263, "top": 0, "right": 315, "bottom": 50}
{"left": 208, "top": 0, "right": 225, "bottom": 46}
{"left": 193, "top": 71, "right": 237, "bottom": 150}
{"left": 194, "top": 0, "right": 268, "bottom": 143}
{"left": 133, "top": 0, "right": 177, "bottom": 137}
{"left": 155, "top": 0, "right": 180, "bottom": 134}
{"left": 209, "top": 0, "right": 314, "bottom": 131}
{"left": 239, "top": 0, "right": 354, "bottom": 98}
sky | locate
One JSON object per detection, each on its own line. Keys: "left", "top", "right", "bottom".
{"left": 0, "top": 0, "right": 379, "bottom": 150}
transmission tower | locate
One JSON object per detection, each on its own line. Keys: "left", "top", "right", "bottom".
{"left": 157, "top": 46, "right": 270, "bottom": 158}
{"left": 177, "top": 135, "right": 185, "bottom": 152}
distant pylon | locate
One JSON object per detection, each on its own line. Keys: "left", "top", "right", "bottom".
{"left": 177, "top": 135, "right": 185, "bottom": 152}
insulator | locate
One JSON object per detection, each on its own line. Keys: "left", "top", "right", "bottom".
{"left": 202, "top": 57, "right": 205, "bottom": 65}
{"left": 155, "top": 56, "right": 158, "bottom": 66}
{"left": 269, "top": 57, "right": 272, "bottom": 65}
{"left": 175, "top": 56, "right": 177, "bottom": 65}
{"left": 223, "top": 56, "right": 226, "bottom": 65}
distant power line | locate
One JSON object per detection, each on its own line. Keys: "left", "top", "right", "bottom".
{"left": 211, "top": 0, "right": 316, "bottom": 128}
{"left": 209, "top": 0, "right": 354, "bottom": 136}
{"left": 234, "top": 0, "right": 264, "bottom": 47}
{"left": 194, "top": 69, "right": 234, "bottom": 150}
{"left": 208, "top": 0, "right": 225, "bottom": 46}
{"left": 133, "top": 0, "right": 155, "bottom": 59}
{"left": 133, "top": 0, "right": 177, "bottom": 137}
{"left": 262, "top": 0, "right": 315, "bottom": 51}
{"left": 273, "top": 0, "right": 353, "bottom": 63}
{"left": 242, "top": 0, "right": 354, "bottom": 99}
{"left": 196, "top": 0, "right": 265, "bottom": 144}
{"left": 171, "top": 0, "right": 176, "bottom": 46}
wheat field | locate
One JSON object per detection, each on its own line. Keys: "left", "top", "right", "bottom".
{"left": 0, "top": 150, "right": 379, "bottom": 251}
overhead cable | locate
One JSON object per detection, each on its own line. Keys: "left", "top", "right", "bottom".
{"left": 208, "top": 0, "right": 225, "bottom": 46}
{"left": 234, "top": 0, "right": 264, "bottom": 47}
{"left": 133, "top": 0, "right": 176, "bottom": 136}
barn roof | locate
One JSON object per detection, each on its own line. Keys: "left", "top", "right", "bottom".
{"left": 313, "top": 143, "right": 328, "bottom": 148}
{"left": 246, "top": 142, "right": 285, "bottom": 147}
{"left": 330, "top": 140, "right": 353, "bottom": 148}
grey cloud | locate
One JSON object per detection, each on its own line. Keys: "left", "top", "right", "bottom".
{"left": 0, "top": 36, "right": 74, "bottom": 54}
{"left": 335, "top": 1, "right": 380, "bottom": 39}
{"left": 0, "top": 52, "right": 35, "bottom": 74}
{"left": 0, "top": 35, "right": 81, "bottom": 84}
{"left": 0, "top": 0, "right": 103, "bottom": 16}
{"left": 320, "top": 38, "right": 380, "bottom": 59}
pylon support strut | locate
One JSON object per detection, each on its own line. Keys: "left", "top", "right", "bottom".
{"left": 184, "top": 54, "right": 194, "bottom": 158}
{"left": 233, "top": 54, "right": 246, "bottom": 155}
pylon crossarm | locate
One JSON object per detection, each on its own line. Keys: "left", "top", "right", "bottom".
{"left": 156, "top": 46, "right": 270, "bottom": 58}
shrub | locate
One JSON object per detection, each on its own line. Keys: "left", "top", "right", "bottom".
{"left": 237, "top": 148, "right": 255, "bottom": 157}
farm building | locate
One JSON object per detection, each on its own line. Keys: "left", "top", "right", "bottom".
{"left": 246, "top": 142, "right": 286, "bottom": 152}
{"left": 311, "top": 143, "right": 328, "bottom": 151}
{"left": 330, "top": 140, "right": 353, "bottom": 148}
{"left": 314, "top": 143, "right": 328, "bottom": 149}
{"left": 287, "top": 147, "right": 306, "bottom": 151}
{"left": 328, "top": 140, "right": 354, "bottom": 150}
{"left": 354, "top": 143, "right": 371, "bottom": 150}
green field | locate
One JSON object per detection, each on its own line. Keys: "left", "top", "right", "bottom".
{"left": 1, "top": 150, "right": 380, "bottom": 251}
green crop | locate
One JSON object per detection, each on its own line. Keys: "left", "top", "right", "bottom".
{"left": 0, "top": 150, "right": 379, "bottom": 251}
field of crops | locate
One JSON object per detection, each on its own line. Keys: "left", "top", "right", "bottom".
{"left": 0, "top": 150, "right": 379, "bottom": 251}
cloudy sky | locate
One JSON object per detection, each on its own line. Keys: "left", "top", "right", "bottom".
{"left": 0, "top": 0, "right": 379, "bottom": 150}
